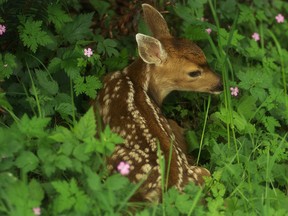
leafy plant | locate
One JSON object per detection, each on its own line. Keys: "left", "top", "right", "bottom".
{"left": 0, "top": 0, "right": 287, "bottom": 215}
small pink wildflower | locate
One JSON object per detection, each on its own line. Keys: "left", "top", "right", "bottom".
{"left": 206, "top": 28, "right": 212, "bottom": 34}
{"left": 230, "top": 87, "right": 239, "bottom": 97}
{"left": 252, "top": 32, "right": 260, "bottom": 41}
{"left": 0, "top": 24, "right": 6, "bottom": 35}
{"left": 275, "top": 14, "right": 284, "bottom": 23}
{"left": 33, "top": 207, "right": 41, "bottom": 216}
{"left": 84, "top": 48, "right": 93, "bottom": 57}
{"left": 117, "top": 161, "right": 130, "bottom": 176}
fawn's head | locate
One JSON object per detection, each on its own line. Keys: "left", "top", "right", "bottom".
{"left": 136, "top": 4, "right": 222, "bottom": 104}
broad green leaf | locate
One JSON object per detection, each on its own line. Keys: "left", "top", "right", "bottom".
{"left": 15, "top": 151, "right": 39, "bottom": 173}
{"left": 47, "top": 4, "right": 72, "bottom": 32}
{"left": 73, "top": 108, "right": 96, "bottom": 140}
{"left": 73, "top": 144, "right": 89, "bottom": 162}
{"left": 61, "top": 13, "right": 94, "bottom": 43}
{"left": 105, "top": 174, "right": 129, "bottom": 191}
{"left": 55, "top": 155, "right": 73, "bottom": 170}
{"left": 35, "top": 69, "right": 59, "bottom": 95}
{"left": 29, "top": 179, "right": 44, "bottom": 203}
{"left": 87, "top": 172, "right": 102, "bottom": 191}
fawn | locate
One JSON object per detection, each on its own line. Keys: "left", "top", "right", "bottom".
{"left": 94, "top": 4, "right": 222, "bottom": 202}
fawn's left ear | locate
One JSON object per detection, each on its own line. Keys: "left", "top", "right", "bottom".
{"left": 136, "top": 33, "right": 167, "bottom": 65}
{"left": 142, "top": 4, "right": 171, "bottom": 39}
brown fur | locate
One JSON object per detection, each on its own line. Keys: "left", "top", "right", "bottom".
{"left": 93, "top": 4, "right": 222, "bottom": 202}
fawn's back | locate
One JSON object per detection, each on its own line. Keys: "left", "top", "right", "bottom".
{"left": 95, "top": 4, "right": 222, "bottom": 202}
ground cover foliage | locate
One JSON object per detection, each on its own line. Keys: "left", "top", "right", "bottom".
{"left": 0, "top": 0, "right": 287, "bottom": 215}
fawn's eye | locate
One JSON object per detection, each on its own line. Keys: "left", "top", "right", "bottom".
{"left": 188, "top": 70, "right": 202, "bottom": 77}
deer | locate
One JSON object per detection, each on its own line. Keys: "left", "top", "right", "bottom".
{"left": 94, "top": 3, "right": 223, "bottom": 202}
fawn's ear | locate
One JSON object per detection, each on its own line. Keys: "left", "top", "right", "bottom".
{"left": 136, "top": 33, "right": 167, "bottom": 65}
{"left": 142, "top": 4, "right": 171, "bottom": 39}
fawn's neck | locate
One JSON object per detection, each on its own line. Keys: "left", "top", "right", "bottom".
{"left": 125, "top": 58, "right": 171, "bottom": 106}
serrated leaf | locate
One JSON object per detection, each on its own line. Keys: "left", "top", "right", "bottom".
{"left": 73, "top": 144, "right": 89, "bottom": 161}
{"left": 263, "top": 116, "right": 280, "bottom": 133}
{"left": 175, "top": 193, "right": 191, "bottom": 214}
{"left": 55, "top": 155, "right": 73, "bottom": 170}
{"left": 61, "top": 49, "right": 81, "bottom": 79}
{"left": 74, "top": 108, "right": 96, "bottom": 140}
{"left": 29, "top": 179, "right": 44, "bottom": 203}
{"left": 35, "top": 69, "right": 59, "bottom": 95}
{"left": 18, "top": 17, "right": 52, "bottom": 52}
{"left": 87, "top": 172, "right": 102, "bottom": 191}
{"left": 18, "top": 115, "right": 50, "bottom": 138}
{"left": 47, "top": 4, "right": 72, "bottom": 32}
{"left": 55, "top": 102, "right": 75, "bottom": 119}
{"left": 61, "top": 13, "right": 94, "bottom": 43}
{"left": 85, "top": 75, "right": 102, "bottom": 98}
{"left": 74, "top": 75, "right": 102, "bottom": 98}
{"left": 48, "top": 57, "right": 62, "bottom": 73}
{"left": 0, "top": 53, "right": 17, "bottom": 79}
{"left": 15, "top": 151, "right": 39, "bottom": 173}
{"left": 105, "top": 174, "right": 129, "bottom": 191}
{"left": 52, "top": 179, "right": 89, "bottom": 214}
{"left": 218, "top": 28, "right": 244, "bottom": 47}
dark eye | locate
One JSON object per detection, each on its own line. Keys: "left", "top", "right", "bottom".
{"left": 188, "top": 70, "right": 202, "bottom": 77}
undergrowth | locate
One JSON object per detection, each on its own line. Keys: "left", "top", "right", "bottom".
{"left": 0, "top": 0, "right": 287, "bottom": 215}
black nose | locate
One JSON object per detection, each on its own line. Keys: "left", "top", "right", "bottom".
{"left": 212, "top": 82, "right": 223, "bottom": 93}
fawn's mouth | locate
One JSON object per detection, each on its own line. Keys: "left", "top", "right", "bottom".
{"left": 210, "top": 82, "right": 223, "bottom": 94}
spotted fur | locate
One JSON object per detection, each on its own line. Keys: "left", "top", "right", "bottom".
{"left": 94, "top": 4, "right": 222, "bottom": 202}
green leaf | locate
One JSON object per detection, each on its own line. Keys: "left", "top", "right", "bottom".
{"left": 61, "top": 49, "right": 81, "bottom": 79}
{"left": 237, "top": 95, "right": 257, "bottom": 120}
{"left": 52, "top": 179, "right": 89, "bottom": 214}
{"left": 105, "top": 174, "right": 129, "bottom": 191}
{"left": 0, "top": 92, "right": 13, "bottom": 110}
{"left": 17, "top": 115, "right": 50, "bottom": 138}
{"left": 263, "top": 116, "right": 280, "bottom": 133}
{"left": 0, "top": 53, "right": 17, "bottom": 80}
{"left": 238, "top": 4, "right": 255, "bottom": 24}
{"left": 61, "top": 13, "right": 94, "bottom": 43}
{"left": 35, "top": 69, "right": 59, "bottom": 95}
{"left": 218, "top": 28, "right": 244, "bottom": 47}
{"left": 73, "top": 145, "right": 89, "bottom": 162}
{"left": 52, "top": 180, "right": 75, "bottom": 213}
{"left": 90, "top": 0, "right": 111, "bottom": 17}
{"left": 55, "top": 155, "right": 73, "bottom": 170}
{"left": 18, "top": 17, "right": 52, "bottom": 52}
{"left": 47, "top": 4, "right": 72, "bottom": 32}
{"left": 87, "top": 172, "right": 102, "bottom": 191}
{"left": 15, "top": 151, "right": 39, "bottom": 173}
{"left": 74, "top": 75, "right": 102, "bottom": 98}
{"left": 176, "top": 194, "right": 193, "bottom": 214}
{"left": 29, "top": 179, "right": 44, "bottom": 203}
{"left": 48, "top": 57, "right": 62, "bottom": 73}
{"left": 92, "top": 126, "right": 124, "bottom": 155}
{"left": 73, "top": 108, "right": 96, "bottom": 140}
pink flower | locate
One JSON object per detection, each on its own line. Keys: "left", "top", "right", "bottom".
{"left": 230, "top": 87, "right": 239, "bottom": 96}
{"left": 33, "top": 207, "right": 41, "bottom": 216}
{"left": 0, "top": 24, "right": 6, "bottom": 35}
{"left": 206, "top": 28, "right": 212, "bottom": 34}
{"left": 117, "top": 161, "right": 130, "bottom": 175}
{"left": 84, "top": 48, "right": 93, "bottom": 57}
{"left": 275, "top": 14, "right": 284, "bottom": 23}
{"left": 252, "top": 32, "right": 260, "bottom": 41}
